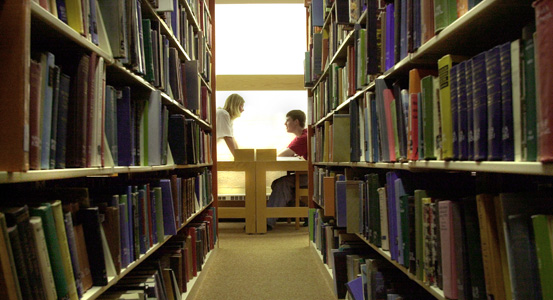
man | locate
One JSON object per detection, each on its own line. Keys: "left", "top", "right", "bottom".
{"left": 267, "top": 110, "right": 308, "bottom": 230}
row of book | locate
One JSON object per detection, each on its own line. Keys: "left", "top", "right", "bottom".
{"left": 308, "top": 210, "right": 433, "bottom": 300}
{"left": 311, "top": 19, "right": 553, "bottom": 163}
{"left": 312, "top": 167, "right": 553, "bottom": 299}
{"left": 29, "top": 50, "right": 212, "bottom": 170}
{"left": 0, "top": 171, "right": 214, "bottom": 300}
{"left": 306, "top": 0, "right": 484, "bottom": 86}
{"left": 97, "top": 216, "right": 216, "bottom": 299}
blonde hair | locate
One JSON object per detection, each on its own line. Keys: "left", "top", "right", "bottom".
{"left": 223, "top": 94, "right": 245, "bottom": 120}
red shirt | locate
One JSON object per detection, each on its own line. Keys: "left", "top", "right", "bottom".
{"left": 288, "top": 129, "right": 308, "bottom": 160}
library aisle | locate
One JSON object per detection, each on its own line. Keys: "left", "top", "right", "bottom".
{"left": 189, "top": 222, "right": 337, "bottom": 300}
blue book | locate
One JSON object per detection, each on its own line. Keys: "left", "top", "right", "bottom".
{"left": 457, "top": 61, "right": 468, "bottom": 160}
{"left": 413, "top": 0, "right": 421, "bottom": 49}
{"left": 394, "top": 177, "right": 406, "bottom": 265}
{"left": 472, "top": 51, "right": 488, "bottom": 161}
{"left": 40, "top": 52, "right": 55, "bottom": 170}
{"left": 385, "top": 3, "right": 395, "bottom": 71}
{"left": 310, "top": 0, "right": 324, "bottom": 28}
{"left": 118, "top": 197, "right": 130, "bottom": 268}
{"left": 335, "top": 180, "right": 348, "bottom": 228}
{"left": 499, "top": 42, "right": 514, "bottom": 161}
{"left": 465, "top": 59, "right": 474, "bottom": 160}
{"left": 56, "top": 0, "right": 68, "bottom": 24}
{"left": 89, "top": 0, "right": 98, "bottom": 45}
{"left": 486, "top": 45, "right": 503, "bottom": 161}
{"left": 371, "top": 93, "right": 380, "bottom": 162}
{"left": 160, "top": 179, "right": 177, "bottom": 235}
{"left": 345, "top": 276, "right": 364, "bottom": 300}
{"left": 450, "top": 64, "right": 459, "bottom": 160}
{"left": 386, "top": 171, "right": 398, "bottom": 261}
{"left": 117, "top": 87, "right": 133, "bottom": 166}
{"left": 55, "top": 73, "right": 70, "bottom": 169}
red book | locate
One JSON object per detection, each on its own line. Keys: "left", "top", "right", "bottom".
{"left": 408, "top": 69, "right": 438, "bottom": 160}
{"left": 383, "top": 89, "right": 397, "bottom": 162}
{"left": 534, "top": 0, "right": 553, "bottom": 162}
{"left": 29, "top": 60, "right": 42, "bottom": 170}
{"left": 188, "top": 227, "right": 197, "bottom": 276}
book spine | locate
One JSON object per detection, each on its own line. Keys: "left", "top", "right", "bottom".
{"left": 485, "top": 45, "right": 503, "bottom": 161}
{"left": 438, "top": 200, "right": 458, "bottom": 299}
{"left": 523, "top": 28, "right": 537, "bottom": 161}
{"left": 63, "top": 212, "right": 84, "bottom": 297}
{"left": 438, "top": 55, "right": 454, "bottom": 160}
{"left": 534, "top": 0, "right": 553, "bottom": 162}
{"left": 532, "top": 214, "right": 553, "bottom": 298}
{"left": 55, "top": 73, "right": 70, "bottom": 169}
{"left": 29, "top": 216, "right": 58, "bottom": 300}
{"left": 422, "top": 76, "right": 435, "bottom": 160}
{"left": 40, "top": 52, "right": 55, "bottom": 170}
{"left": 78, "top": 207, "right": 108, "bottom": 286}
{"left": 0, "top": 213, "right": 22, "bottom": 300}
{"left": 50, "top": 201, "right": 78, "bottom": 300}
{"left": 29, "top": 60, "right": 42, "bottom": 170}
{"left": 457, "top": 61, "right": 468, "bottom": 160}
{"left": 472, "top": 52, "right": 488, "bottom": 161}
{"left": 498, "top": 42, "right": 514, "bottom": 161}
{"left": 465, "top": 59, "right": 475, "bottom": 161}
{"left": 450, "top": 64, "right": 459, "bottom": 160}
{"left": 511, "top": 39, "right": 523, "bottom": 162}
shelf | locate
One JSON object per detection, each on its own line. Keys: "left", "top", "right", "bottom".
{"left": 179, "top": 0, "right": 202, "bottom": 32}
{"left": 355, "top": 234, "right": 446, "bottom": 300}
{"left": 81, "top": 202, "right": 215, "bottom": 300}
{"left": 175, "top": 163, "right": 213, "bottom": 169}
{"left": 30, "top": 2, "right": 113, "bottom": 63}
{"left": 313, "top": 160, "right": 553, "bottom": 176}
{"left": 309, "top": 241, "right": 335, "bottom": 297}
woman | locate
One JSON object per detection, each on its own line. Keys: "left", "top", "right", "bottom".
{"left": 216, "top": 93, "right": 245, "bottom": 156}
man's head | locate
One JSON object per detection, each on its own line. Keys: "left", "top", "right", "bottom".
{"left": 285, "top": 110, "right": 306, "bottom": 133}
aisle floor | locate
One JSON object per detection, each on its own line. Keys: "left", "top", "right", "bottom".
{"left": 189, "top": 222, "right": 337, "bottom": 300}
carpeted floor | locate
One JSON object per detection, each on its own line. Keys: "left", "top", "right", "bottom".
{"left": 189, "top": 222, "right": 337, "bottom": 300}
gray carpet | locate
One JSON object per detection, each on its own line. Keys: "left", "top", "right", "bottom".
{"left": 189, "top": 222, "right": 337, "bottom": 300}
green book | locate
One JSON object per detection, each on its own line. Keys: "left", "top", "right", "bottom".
{"left": 421, "top": 76, "right": 436, "bottom": 159}
{"left": 434, "top": 0, "right": 449, "bottom": 33}
{"left": 414, "top": 189, "right": 427, "bottom": 281}
{"left": 308, "top": 208, "right": 317, "bottom": 242}
{"left": 399, "top": 194, "right": 411, "bottom": 268}
{"left": 523, "top": 26, "right": 537, "bottom": 161}
{"left": 532, "top": 215, "right": 553, "bottom": 300}
{"left": 142, "top": 19, "right": 155, "bottom": 83}
{"left": 30, "top": 203, "right": 69, "bottom": 299}
{"left": 367, "top": 173, "right": 381, "bottom": 247}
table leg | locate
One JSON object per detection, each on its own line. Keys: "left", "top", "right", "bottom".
{"left": 244, "top": 164, "right": 256, "bottom": 234}
{"left": 256, "top": 164, "right": 267, "bottom": 233}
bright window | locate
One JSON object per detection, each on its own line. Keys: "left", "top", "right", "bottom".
{"left": 215, "top": 4, "right": 306, "bottom": 75}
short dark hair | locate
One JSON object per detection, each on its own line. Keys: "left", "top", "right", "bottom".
{"left": 286, "top": 110, "right": 306, "bottom": 128}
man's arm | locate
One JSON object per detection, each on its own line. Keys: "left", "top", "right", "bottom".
{"left": 224, "top": 136, "right": 238, "bottom": 156}
{"left": 278, "top": 148, "right": 296, "bottom": 157}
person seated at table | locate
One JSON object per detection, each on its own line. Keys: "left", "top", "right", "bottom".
{"left": 216, "top": 94, "right": 245, "bottom": 158}
{"left": 266, "top": 110, "right": 308, "bottom": 231}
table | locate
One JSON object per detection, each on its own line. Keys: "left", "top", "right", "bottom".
{"left": 216, "top": 151, "right": 308, "bottom": 234}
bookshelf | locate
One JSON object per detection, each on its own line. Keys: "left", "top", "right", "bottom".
{"left": 0, "top": 0, "right": 218, "bottom": 299}
{"left": 305, "top": 0, "right": 553, "bottom": 299}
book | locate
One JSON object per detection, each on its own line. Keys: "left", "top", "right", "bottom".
{"left": 48, "top": 65, "right": 61, "bottom": 170}
{"left": 55, "top": 73, "right": 71, "bottom": 169}
{"left": 534, "top": 0, "right": 553, "bottom": 162}
{"left": 64, "top": 211, "right": 84, "bottom": 297}
{"left": 421, "top": 75, "right": 437, "bottom": 159}
{"left": 438, "top": 54, "right": 465, "bottom": 160}
{"left": 0, "top": 212, "right": 22, "bottom": 300}
{"left": 485, "top": 45, "right": 503, "bottom": 161}
{"left": 148, "top": 90, "right": 162, "bottom": 166}
{"left": 461, "top": 197, "right": 486, "bottom": 300}
{"left": 78, "top": 207, "right": 108, "bottom": 286}
{"left": 532, "top": 214, "right": 553, "bottom": 299}
{"left": 29, "top": 216, "right": 57, "bottom": 300}
{"left": 30, "top": 203, "right": 70, "bottom": 299}
{"left": 456, "top": 61, "right": 468, "bottom": 160}
{"left": 97, "top": 0, "right": 127, "bottom": 59}
{"left": 378, "top": 187, "right": 389, "bottom": 251}
{"left": 510, "top": 39, "right": 523, "bottom": 162}
{"left": 66, "top": 53, "right": 89, "bottom": 168}
{"left": 498, "top": 42, "right": 514, "bottom": 161}
{"left": 40, "top": 52, "right": 55, "bottom": 170}
{"left": 104, "top": 85, "right": 118, "bottom": 166}
{"left": 29, "top": 59, "right": 42, "bottom": 170}
{"left": 472, "top": 51, "right": 488, "bottom": 161}
{"left": 438, "top": 200, "right": 458, "bottom": 299}
{"left": 117, "top": 86, "right": 133, "bottom": 166}
{"left": 409, "top": 69, "right": 437, "bottom": 160}
{"left": 65, "top": 0, "right": 84, "bottom": 35}
{"left": 332, "top": 114, "right": 351, "bottom": 162}
{"left": 522, "top": 23, "right": 537, "bottom": 161}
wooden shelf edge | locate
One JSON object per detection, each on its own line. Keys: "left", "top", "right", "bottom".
{"left": 355, "top": 234, "right": 446, "bottom": 300}
{"left": 182, "top": 246, "right": 218, "bottom": 299}
{"left": 309, "top": 241, "right": 335, "bottom": 295}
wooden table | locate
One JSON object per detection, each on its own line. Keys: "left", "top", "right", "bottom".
{"left": 217, "top": 154, "right": 308, "bottom": 234}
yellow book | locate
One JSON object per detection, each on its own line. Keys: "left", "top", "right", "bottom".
{"left": 50, "top": 200, "right": 79, "bottom": 300}
{"left": 437, "top": 55, "right": 465, "bottom": 160}
{"left": 493, "top": 196, "right": 513, "bottom": 300}
{"left": 65, "top": 0, "right": 84, "bottom": 35}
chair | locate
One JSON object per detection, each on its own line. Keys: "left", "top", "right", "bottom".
{"left": 288, "top": 171, "right": 309, "bottom": 229}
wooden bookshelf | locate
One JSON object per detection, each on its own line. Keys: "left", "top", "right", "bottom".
{"left": 0, "top": 0, "right": 218, "bottom": 299}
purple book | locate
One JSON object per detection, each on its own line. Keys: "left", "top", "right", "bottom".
{"left": 346, "top": 276, "right": 364, "bottom": 300}
{"left": 160, "top": 179, "right": 177, "bottom": 235}
{"left": 499, "top": 42, "right": 514, "bottom": 161}
{"left": 451, "top": 64, "right": 459, "bottom": 160}
{"left": 465, "top": 59, "right": 474, "bottom": 160}
{"left": 486, "top": 45, "right": 503, "bottom": 161}
{"left": 385, "top": 3, "right": 395, "bottom": 71}
{"left": 150, "top": 189, "right": 157, "bottom": 245}
{"left": 117, "top": 87, "right": 133, "bottom": 166}
{"left": 457, "top": 61, "right": 468, "bottom": 160}
{"left": 386, "top": 171, "right": 398, "bottom": 261}
{"left": 472, "top": 51, "right": 488, "bottom": 161}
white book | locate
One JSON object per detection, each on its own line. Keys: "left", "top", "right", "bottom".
{"left": 511, "top": 39, "right": 522, "bottom": 161}
{"left": 30, "top": 216, "right": 58, "bottom": 300}
{"left": 378, "top": 187, "right": 390, "bottom": 251}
